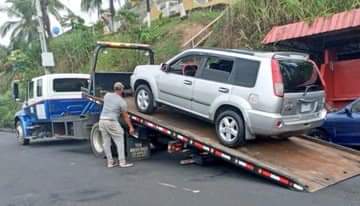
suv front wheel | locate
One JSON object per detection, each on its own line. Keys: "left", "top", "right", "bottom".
{"left": 215, "top": 110, "right": 246, "bottom": 147}
{"left": 135, "top": 84, "right": 155, "bottom": 114}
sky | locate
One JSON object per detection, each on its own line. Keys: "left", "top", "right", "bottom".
{"left": 0, "top": 0, "right": 124, "bottom": 47}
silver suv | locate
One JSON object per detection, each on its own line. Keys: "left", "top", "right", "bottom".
{"left": 130, "top": 48, "right": 327, "bottom": 147}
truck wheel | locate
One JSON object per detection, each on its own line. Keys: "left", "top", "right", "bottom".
{"left": 16, "top": 122, "right": 30, "bottom": 145}
{"left": 215, "top": 110, "right": 246, "bottom": 147}
{"left": 90, "top": 123, "right": 104, "bottom": 157}
{"left": 135, "top": 84, "right": 155, "bottom": 114}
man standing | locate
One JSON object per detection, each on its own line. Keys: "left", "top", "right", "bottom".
{"left": 99, "top": 82, "right": 135, "bottom": 168}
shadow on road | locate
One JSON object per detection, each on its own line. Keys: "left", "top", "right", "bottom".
{"left": 28, "top": 139, "right": 88, "bottom": 147}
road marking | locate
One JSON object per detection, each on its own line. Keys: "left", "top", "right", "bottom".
{"left": 158, "top": 182, "right": 200, "bottom": 194}
{"left": 158, "top": 182, "right": 177, "bottom": 189}
{"left": 182, "top": 187, "right": 200, "bottom": 193}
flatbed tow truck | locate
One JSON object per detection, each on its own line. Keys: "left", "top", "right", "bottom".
{"left": 85, "top": 41, "right": 360, "bottom": 192}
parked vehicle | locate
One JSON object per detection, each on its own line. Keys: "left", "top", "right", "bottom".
{"left": 309, "top": 98, "right": 360, "bottom": 146}
{"left": 84, "top": 42, "right": 360, "bottom": 192}
{"left": 131, "top": 48, "right": 327, "bottom": 147}
{"left": 12, "top": 73, "right": 99, "bottom": 145}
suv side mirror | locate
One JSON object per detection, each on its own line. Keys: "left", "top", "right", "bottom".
{"left": 344, "top": 107, "right": 352, "bottom": 117}
{"left": 160, "top": 63, "right": 169, "bottom": 72}
{"left": 11, "top": 80, "right": 21, "bottom": 102}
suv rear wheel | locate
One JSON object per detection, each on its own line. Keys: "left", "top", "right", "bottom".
{"left": 135, "top": 84, "right": 155, "bottom": 114}
{"left": 215, "top": 110, "right": 246, "bottom": 147}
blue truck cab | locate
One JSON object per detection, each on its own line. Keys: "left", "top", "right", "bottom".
{"left": 13, "top": 73, "right": 101, "bottom": 145}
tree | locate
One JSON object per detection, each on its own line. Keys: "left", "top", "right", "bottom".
{"left": 0, "top": 0, "right": 39, "bottom": 48}
{"left": 40, "top": 0, "right": 75, "bottom": 37}
{"left": 0, "top": 0, "right": 77, "bottom": 48}
{"left": 81, "top": 0, "right": 120, "bottom": 32}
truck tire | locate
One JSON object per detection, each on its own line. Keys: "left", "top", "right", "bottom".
{"left": 90, "top": 123, "right": 104, "bottom": 157}
{"left": 215, "top": 110, "right": 246, "bottom": 147}
{"left": 135, "top": 84, "right": 155, "bottom": 114}
{"left": 16, "top": 122, "right": 30, "bottom": 145}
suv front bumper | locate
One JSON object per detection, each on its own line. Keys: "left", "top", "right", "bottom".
{"left": 247, "top": 109, "right": 327, "bottom": 136}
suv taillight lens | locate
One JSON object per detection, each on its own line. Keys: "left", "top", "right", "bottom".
{"left": 271, "top": 59, "right": 284, "bottom": 97}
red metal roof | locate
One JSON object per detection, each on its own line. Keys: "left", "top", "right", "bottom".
{"left": 262, "top": 8, "right": 360, "bottom": 44}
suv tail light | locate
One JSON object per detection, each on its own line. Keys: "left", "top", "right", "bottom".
{"left": 271, "top": 58, "right": 284, "bottom": 97}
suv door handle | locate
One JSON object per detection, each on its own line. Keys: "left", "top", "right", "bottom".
{"left": 219, "top": 87, "right": 229, "bottom": 93}
{"left": 184, "top": 80, "right": 192, "bottom": 85}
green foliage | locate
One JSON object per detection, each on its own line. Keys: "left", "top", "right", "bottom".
{"left": 209, "top": 0, "right": 360, "bottom": 49}
{"left": 0, "top": 49, "right": 41, "bottom": 128}
{"left": 0, "top": 91, "right": 20, "bottom": 128}
{"left": 0, "top": 0, "right": 39, "bottom": 48}
{"left": 0, "top": 49, "right": 40, "bottom": 91}
{"left": 49, "top": 28, "right": 98, "bottom": 73}
{"left": 115, "top": 9, "right": 140, "bottom": 31}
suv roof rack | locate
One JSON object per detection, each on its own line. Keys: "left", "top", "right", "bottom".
{"left": 200, "top": 48, "right": 255, "bottom": 56}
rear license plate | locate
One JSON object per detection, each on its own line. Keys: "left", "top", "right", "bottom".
{"left": 301, "top": 103, "right": 312, "bottom": 113}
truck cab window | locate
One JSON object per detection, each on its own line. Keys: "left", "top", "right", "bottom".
{"left": 53, "top": 78, "right": 88, "bottom": 92}
{"left": 28, "top": 81, "right": 34, "bottom": 99}
{"left": 169, "top": 55, "right": 203, "bottom": 76}
{"left": 36, "top": 79, "right": 43, "bottom": 97}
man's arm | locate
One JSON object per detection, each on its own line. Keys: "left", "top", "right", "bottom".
{"left": 121, "top": 111, "right": 135, "bottom": 135}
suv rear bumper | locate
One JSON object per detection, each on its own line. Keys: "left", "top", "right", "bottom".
{"left": 247, "top": 109, "right": 327, "bottom": 136}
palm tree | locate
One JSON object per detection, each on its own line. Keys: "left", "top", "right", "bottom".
{"left": 0, "top": 0, "right": 39, "bottom": 48}
{"left": 0, "top": 0, "right": 78, "bottom": 46}
{"left": 40, "top": 0, "right": 75, "bottom": 37}
{"left": 81, "top": 0, "right": 120, "bottom": 32}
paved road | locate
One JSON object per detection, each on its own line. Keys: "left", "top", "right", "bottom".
{"left": 1, "top": 132, "right": 359, "bottom": 206}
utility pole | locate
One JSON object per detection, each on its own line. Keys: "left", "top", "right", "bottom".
{"left": 35, "top": 0, "right": 54, "bottom": 74}
{"left": 146, "top": 0, "right": 151, "bottom": 28}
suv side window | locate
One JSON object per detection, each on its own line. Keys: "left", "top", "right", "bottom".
{"left": 36, "top": 79, "right": 43, "bottom": 97}
{"left": 199, "top": 56, "right": 234, "bottom": 83}
{"left": 231, "top": 58, "right": 260, "bottom": 87}
{"left": 169, "top": 55, "right": 204, "bottom": 76}
{"left": 28, "top": 81, "right": 34, "bottom": 99}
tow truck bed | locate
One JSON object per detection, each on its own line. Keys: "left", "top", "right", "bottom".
{"left": 125, "top": 97, "right": 360, "bottom": 192}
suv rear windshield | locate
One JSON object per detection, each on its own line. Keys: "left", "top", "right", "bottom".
{"left": 53, "top": 78, "right": 88, "bottom": 92}
{"left": 279, "top": 59, "right": 323, "bottom": 93}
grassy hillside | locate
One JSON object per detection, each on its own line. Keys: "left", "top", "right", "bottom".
{"left": 50, "top": 9, "right": 221, "bottom": 73}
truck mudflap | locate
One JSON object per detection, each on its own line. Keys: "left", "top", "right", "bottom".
{"left": 125, "top": 97, "right": 360, "bottom": 192}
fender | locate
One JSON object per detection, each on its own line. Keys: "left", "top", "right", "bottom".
{"left": 14, "top": 110, "right": 32, "bottom": 138}
{"left": 131, "top": 65, "right": 162, "bottom": 106}
{"left": 210, "top": 95, "right": 255, "bottom": 138}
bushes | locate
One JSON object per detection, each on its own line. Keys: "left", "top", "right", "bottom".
{"left": 0, "top": 91, "right": 20, "bottom": 128}
{"left": 49, "top": 28, "right": 98, "bottom": 73}
{"left": 209, "top": 0, "right": 360, "bottom": 49}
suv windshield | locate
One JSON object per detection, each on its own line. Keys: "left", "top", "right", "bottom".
{"left": 53, "top": 78, "right": 88, "bottom": 92}
{"left": 279, "top": 59, "right": 323, "bottom": 93}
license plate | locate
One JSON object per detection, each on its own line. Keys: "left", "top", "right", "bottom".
{"left": 301, "top": 103, "right": 312, "bottom": 113}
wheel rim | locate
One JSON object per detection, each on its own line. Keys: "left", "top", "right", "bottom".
{"left": 93, "top": 129, "right": 104, "bottom": 154}
{"left": 137, "top": 89, "right": 150, "bottom": 110}
{"left": 16, "top": 124, "right": 24, "bottom": 143}
{"left": 219, "top": 116, "right": 239, "bottom": 142}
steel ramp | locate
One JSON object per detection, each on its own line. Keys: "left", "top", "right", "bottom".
{"left": 126, "top": 97, "right": 360, "bottom": 192}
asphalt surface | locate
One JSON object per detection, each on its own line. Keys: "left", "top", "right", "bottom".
{"left": 1, "top": 132, "right": 359, "bottom": 206}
